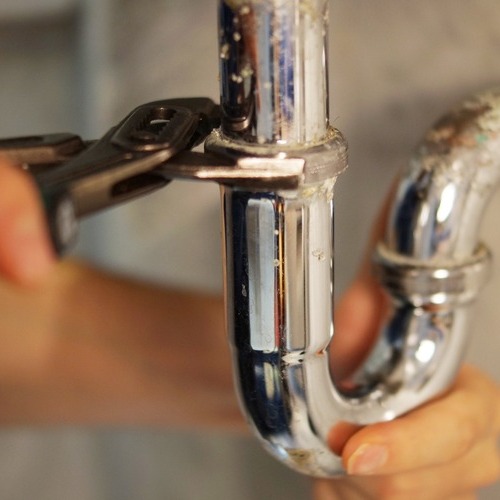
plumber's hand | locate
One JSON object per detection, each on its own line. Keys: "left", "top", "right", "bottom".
{"left": 0, "top": 158, "right": 56, "bottom": 285}
{"left": 0, "top": 157, "right": 238, "bottom": 426}
{"left": 314, "top": 195, "right": 500, "bottom": 499}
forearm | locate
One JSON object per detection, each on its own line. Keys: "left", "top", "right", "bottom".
{"left": 0, "top": 260, "right": 243, "bottom": 429}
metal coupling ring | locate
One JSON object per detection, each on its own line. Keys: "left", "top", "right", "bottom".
{"left": 373, "top": 243, "right": 493, "bottom": 307}
{"left": 204, "top": 126, "right": 348, "bottom": 186}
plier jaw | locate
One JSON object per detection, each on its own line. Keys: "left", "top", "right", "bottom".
{"left": 0, "top": 98, "right": 220, "bottom": 253}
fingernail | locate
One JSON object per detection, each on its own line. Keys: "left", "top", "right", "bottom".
{"left": 347, "top": 444, "right": 388, "bottom": 475}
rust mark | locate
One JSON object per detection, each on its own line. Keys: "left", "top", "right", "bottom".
{"left": 287, "top": 448, "right": 314, "bottom": 465}
{"left": 424, "top": 102, "right": 492, "bottom": 155}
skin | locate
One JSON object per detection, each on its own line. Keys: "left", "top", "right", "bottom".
{"left": 0, "top": 157, "right": 241, "bottom": 429}
{"left": 0, "top": 158, "right": 498, "bottom": 498}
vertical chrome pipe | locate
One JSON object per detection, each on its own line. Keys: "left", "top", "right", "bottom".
{"left": 209, "top": 0, "right": 498, "bottom": 478}
{"left": 218, "top": 0, "right": 329, "bottom": 145}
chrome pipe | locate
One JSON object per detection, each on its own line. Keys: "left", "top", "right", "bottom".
{"left": 369, "top": 88, "right": 500, "bottom": 404}
{"left": 210, "top": 0, "right": 498, "bottom": 477}
{"left": 218, "top": 0, "right": 329, "bottom": 145}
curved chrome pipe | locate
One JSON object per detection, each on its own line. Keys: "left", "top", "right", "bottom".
{"left": 210, "top": 0, "right": 499, "bottom": 477}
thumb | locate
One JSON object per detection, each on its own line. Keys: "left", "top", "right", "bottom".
{"left": 0, "top": 158, "right": 55, "bottom": 286}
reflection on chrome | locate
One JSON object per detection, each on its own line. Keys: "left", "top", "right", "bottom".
{"left": 210, "top": 0, "right": 499, "bottom": 476}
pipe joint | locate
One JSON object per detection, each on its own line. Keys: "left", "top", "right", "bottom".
{"left": 374, "top": 243, "right": 492, "bottom": 308}
{"left": 205, "top": 126, "right": 348, "bottom": 187}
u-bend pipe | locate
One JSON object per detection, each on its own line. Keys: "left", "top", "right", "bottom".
{"left": 207, "top": 0, "right": 500, "bottom": 477}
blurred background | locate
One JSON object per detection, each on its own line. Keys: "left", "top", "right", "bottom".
{"left": 0, "top": 0, "right": 499, "bottom": 498}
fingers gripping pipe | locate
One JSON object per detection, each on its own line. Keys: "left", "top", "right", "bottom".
{"left": 209, "top": 1, "right": 500, "bottom": 477}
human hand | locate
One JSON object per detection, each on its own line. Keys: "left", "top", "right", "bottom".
{"left": 314, "top": 193, "right": 500, "bottom": 499}
{"left": 0, "top": 157, "right": 56, "bottom": 285}
{"left": 315, "top": 280, "right": 500, "bottom": 499}
{"left": 0, "top": 156, "right": 238, "bottom": 427}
